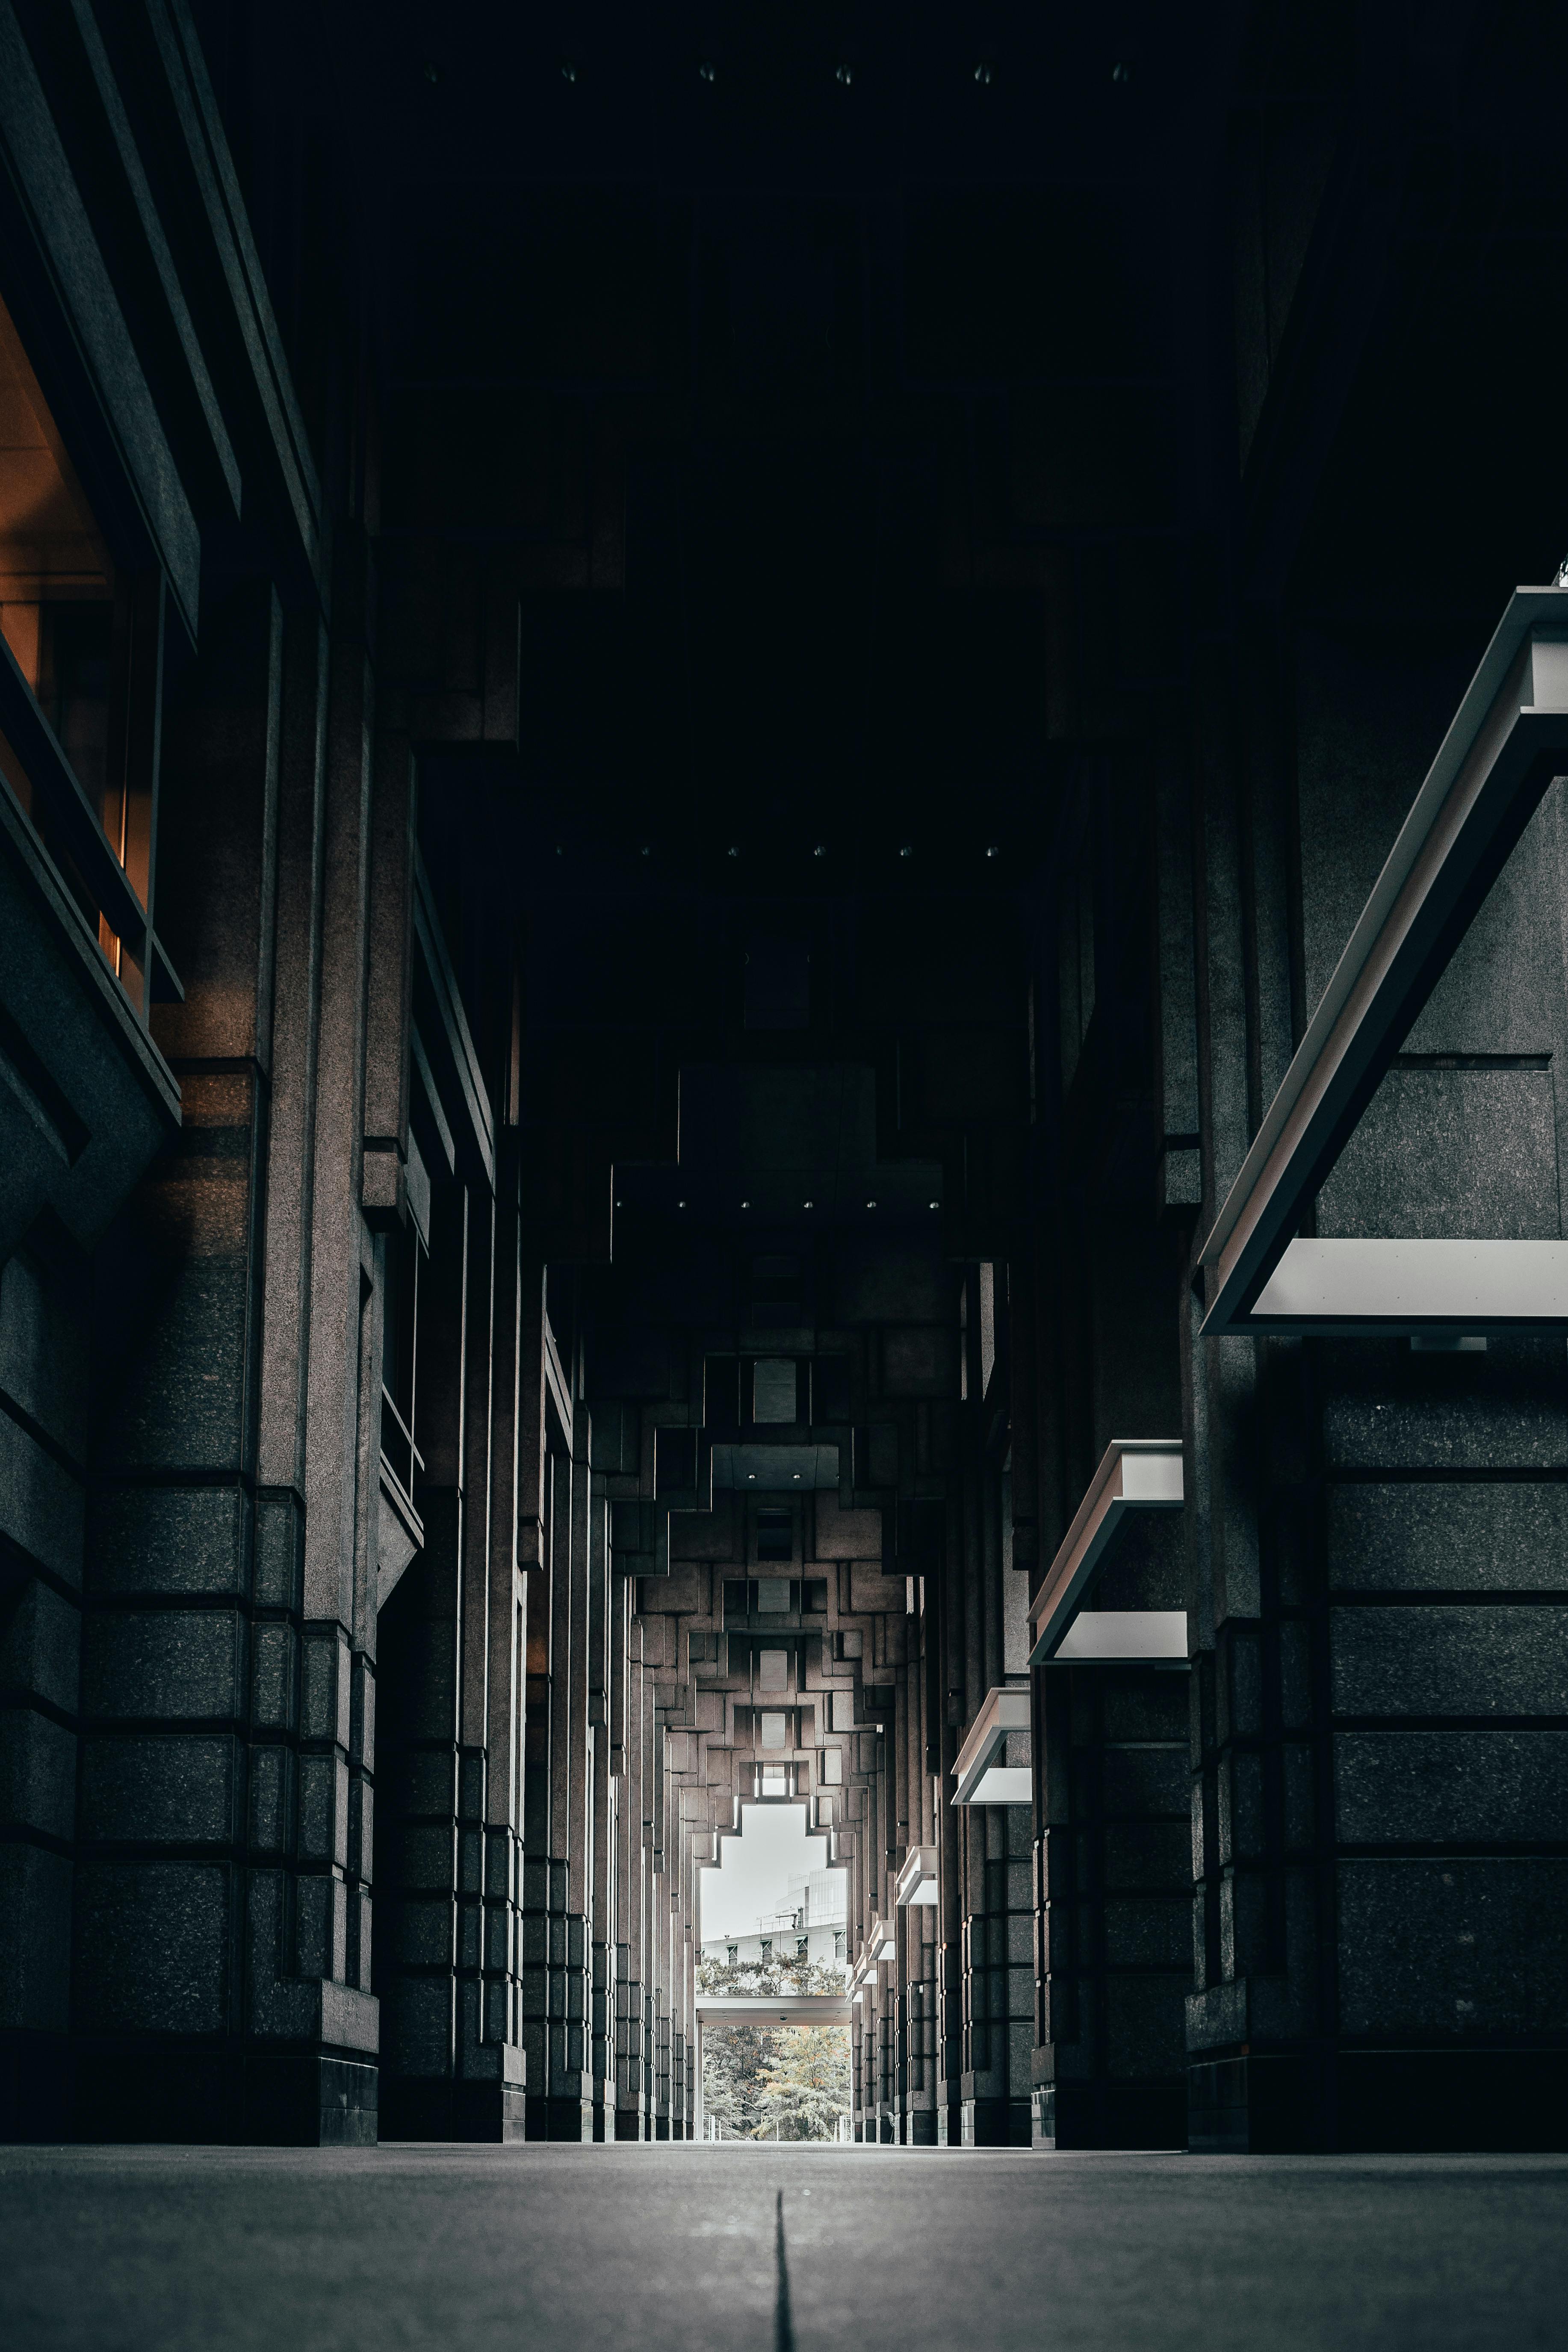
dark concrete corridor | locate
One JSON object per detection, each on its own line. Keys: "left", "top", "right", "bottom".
{"left": 3, "top": 2146, "right": 1565, "bottom": 2352}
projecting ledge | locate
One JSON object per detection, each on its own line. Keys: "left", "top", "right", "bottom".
{"left": 951, "top": 1685, "right": 1031, "bottom": 1807}
{"left": 895, "top": 1845, "right": 939, "bottom": 1905}
{"left": 1200, "top": 590, "right": 1568, "bottom": 1338}
{"left": 1027, "top": 1440, "right": 1184, "bottom": 1667}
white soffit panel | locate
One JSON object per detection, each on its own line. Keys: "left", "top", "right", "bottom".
{"left": 1054, "top": 1611, "right": 1189, "bottom": 1665}
{"left": 1248, "top": 1237, "right": 1568, "bottom": 1334}
{"left": 960, "top": 1767, "right": 1032, "bottom": 1807}
{"left": 1200, "top": 593, "right": 1568, "bottom": 1337}
{"left": 1028, "top": 1440, "right": 1184, "bottom": 1667}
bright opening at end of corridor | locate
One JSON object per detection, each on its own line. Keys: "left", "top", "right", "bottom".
{"left": 698, "top": 1806, "right": 851, "bottom": 2142}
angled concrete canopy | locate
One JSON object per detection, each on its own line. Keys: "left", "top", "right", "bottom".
{"left": 895, "top": 1844, "right": 939, "bottom": 1904}
{"left": 1201, "top": 590, "right": 1568, "bottom": 1336}
{"left": 951, "top": 1686, "right": 1032, "bottom": 1806}
{"left": 863, "top": 1916, "right": 896, "bottom": 1962}
{"left": 1028, "top": 1440, "right": 1184, "bottom": 1667}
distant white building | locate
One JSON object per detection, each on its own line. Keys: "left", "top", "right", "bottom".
{"left": 702, "top": 1866, "right": 847, "bottom": 1972}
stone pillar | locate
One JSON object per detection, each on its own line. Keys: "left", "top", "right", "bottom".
{"left": 522, "top": 1442, "right": 579, "bottom": 2136}
{"left": 0, "top": 1235, "right": 91, "bottom": 2137}
{"left": 958, "top": 1798, "right": 1033, "bottom": 2145}
{"left": 588, "top": 1477, "right": 621, "bottom": 2138}
{"left": 1035, "top": 1659, "right": 1190, "bottom": 2148}
{"left": 75, "top": 568, "right": 381, "bottom": 2142}
{"left": 612, "top": 1597, "right": 644, "bottom": 2137}
{"left": 467, "top": 1142, "right": 527, "bottom": 2137}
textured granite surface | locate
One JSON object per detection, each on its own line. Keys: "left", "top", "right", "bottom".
{"left": 2, "top": 2144, "right": 1565, "bottom": 2352}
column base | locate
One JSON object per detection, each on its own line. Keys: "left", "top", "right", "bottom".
{"left": 614, "top": 2106, "right": 644, "bottom": 2140}
{"left": 904, "top": 2107, "right": 938, "bottom": 2145}
{"left": 0, "top": 2029, "right": 69, "bottom": 2142}
{"left": 960, "top": 2096, "right": 1032, "bottom": 2148}
{"left": 1188, "top": 2051, "right": 1568, "bottom": 2154}
{"left": 1034, "top": 2079, "right": 1186, "bottom": 2150}
{"left": 67, "top": 2045, "right": 377, "bottom": 2145}
{"left": 380, "top": 2078, "right": 528, "bottom": 2142}
{"left": 526, "top": 2095, "right": 593, "bottom": 2141}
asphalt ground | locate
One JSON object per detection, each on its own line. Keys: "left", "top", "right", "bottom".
{"left": 2, "top": 2142, "right": 1565, "bottom": 2352}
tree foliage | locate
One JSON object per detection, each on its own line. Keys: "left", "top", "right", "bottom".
{"left": 756, "top": 2027, "right": 850, "bottom": 2142}
{"left": 697, "top": 1949, "right": 850, "bottom": 2140}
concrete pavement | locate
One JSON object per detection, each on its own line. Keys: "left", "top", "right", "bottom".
{"left": 1, "top": 2144, "right": 1564, "bottom": 2352}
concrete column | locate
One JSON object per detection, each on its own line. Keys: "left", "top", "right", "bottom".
{"left": 1035, "top": 1660, "right": 1190, "bottom": 2148}
{"left": 468, "top": 1143, "right": 526, "bottom": 2137}
{"left": 611, "top": 1595, "right": 643, "bottom": 2137}
{"left": 74, "top": 573, "right": 374, "bottom": 2141}
{"left": 588, "top": 1502, "right": 621, "bottom": 2138}
{"left": 958, "top": 1796, "right": 1033, "bottom": 2145}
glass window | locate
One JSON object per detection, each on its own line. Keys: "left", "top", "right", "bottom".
{"left": 0, "top": 287, "right": 160, "bottom": 1012}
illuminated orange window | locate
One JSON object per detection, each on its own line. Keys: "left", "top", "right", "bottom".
{"left": 0, "top": 287, "right": 162, "bottom": 1012}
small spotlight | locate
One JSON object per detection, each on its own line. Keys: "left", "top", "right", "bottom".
{"left": 813, "top": 843, "right": 828, "bottom": 858}
{"left": 974, "top": 61, "right": 992, "bottom": 85}
{"left": 678, "top": 1199, "right": 687, "bottom": 1209}
{"left": 699, "top": 59, "right": 716, "bottom": 82}
{"left": 929, "top": 1200, "right": 940, "bottom": 1210}
{"left": 898, "top": 844, "right": 913, "bottom": 859}
{"left": 793, "top": 1472, "right": 802, "bottom": 1481}
{"left": 727, "top": 844, "right": 740, "bottom": 859}
{"left": 865, "top": 1199, "right": 877, "bottom": 1210}
{"left": 561, "top": 61, "right": 577, "bottom": 83}
{"left": 641, "top": 844, "right": 651, "bottom": 858}
{"left": 747, "top": 1472, "right": 756, "bottom": 1481}
{"left": 835, "top": 62, "right": 853, "bottom": 86}
{"left": 423, "top": 61, "right": 441, "bottom": 84}
{"left": 741, "top": 1199, "right": 751, "bottom": 1209}
{"left": 1112, "top": 60, "right": 1131, "bottom": 83}
{"left": 615, "top": 1198, "right": 623, "bottom": 1208}
{"left": 555, "top": 843, "right": 564, "bottom": 856}
{"left": 985, "top": 844, "right": 1001, "bottom": 859}
{"left": 803, "top": 1199, "right": 814, "bottom": 1210}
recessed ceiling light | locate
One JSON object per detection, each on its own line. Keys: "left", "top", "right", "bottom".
{"left": 865, "top": 1199, "right": 877, "bottom": 1209}
{"left": 1112, "top": 60, "right": 1131, "bottom": 83}
{"left": 803, "top": 1199, "right": 814, "bottom": 1209}
{"left": 727, "top": 844, "right": 740, "bottom": 858}
{"left": 986, "top": 844, "right": 1001, "bottom": 859}
{"left": 835, "top": 62, "right": 853, "bottom": 86}
{"left": 929, "top": 1200, "right": 940, "bottom": 1210}
{"left": 974, "top": 61, "right": 992, "bottom": 85}
{"left": 898, "top": 844, "right": 913, "bottom": 859}
{"left": 747, "top": 1472, "right": 756, "bottom": 1481}
{"left": 678, "top": 1199, "right": 687, "bottom": 1209}
{"left": 793, "top": 1472, "right": 802, "bottom": 1481}
{"left": 561, "top": 61, "right": 577, "bottom": 83}
{"left": 741, "top": 1198, "right": 751, "bottom": 1209}
{"left": 699, "top": 59, "right": 716, "bottom": 82}
{"left": 813, "top": 843, "right": 828, "bottom": 858}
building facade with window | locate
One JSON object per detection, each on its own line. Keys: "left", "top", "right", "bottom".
{"left": 3, "top": 1, "right": 1567, "bottom": 2163}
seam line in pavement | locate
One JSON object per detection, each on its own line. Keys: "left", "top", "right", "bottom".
{"left": 775, "top": 2188, "right": 796, "bottom": 2352}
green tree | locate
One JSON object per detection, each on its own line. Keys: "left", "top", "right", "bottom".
{"left": 702, "top": 2020, "right": 776, "bottom": 2139}
{"left": 756, "top": 2025, "right": 850, "bottom": 2142}
{"left": 697, "top": 1949, "right": 849, "bottom": 2136}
